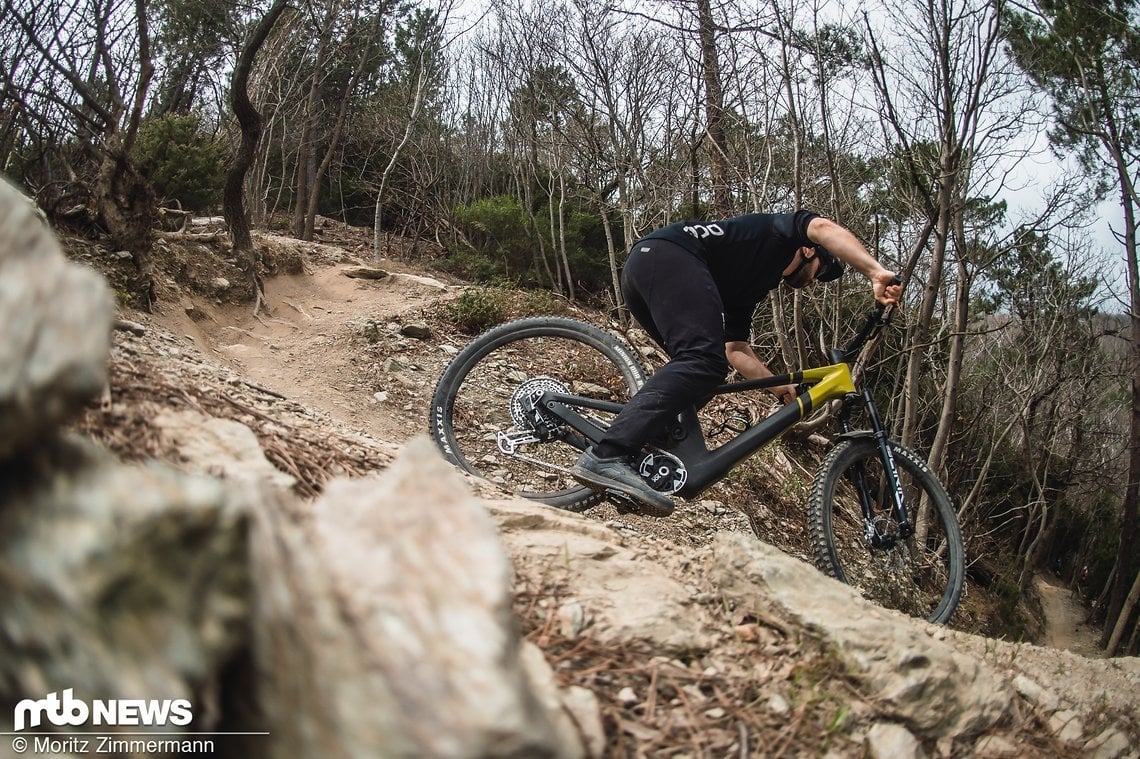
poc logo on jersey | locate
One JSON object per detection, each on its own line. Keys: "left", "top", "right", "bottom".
{"left": 13, "top": 689, "right": 193, "bottom": 731}
{"left": 682, "top": 223, "right": 725, "bottom": 239}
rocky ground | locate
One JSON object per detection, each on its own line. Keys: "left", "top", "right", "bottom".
{"left": 66, "top": 220, "right": 1139, "bottom": 758}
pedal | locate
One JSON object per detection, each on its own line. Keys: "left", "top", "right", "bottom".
{"left": 606, "top": 489, "right": 676, "bottom": 518}
{"left": 606, "top": 489, "right": 641, "bottom": 513}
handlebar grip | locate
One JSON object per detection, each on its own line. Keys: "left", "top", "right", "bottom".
{"left": 871, "top": 278, "right": 901, "bottom": 318}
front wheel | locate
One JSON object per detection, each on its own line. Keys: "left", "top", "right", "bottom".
{"left": 429, "top": 316, "right": 647, "bottom": 511}
{"left": 808, "top": 438, "right": 965, "bottom": 624}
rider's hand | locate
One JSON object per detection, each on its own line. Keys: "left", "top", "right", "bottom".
{"left": 872, "top": 269, "right": 902, "bottom": 307}
{"left": 774, "top": 385, "right": 797, "bottom": 404}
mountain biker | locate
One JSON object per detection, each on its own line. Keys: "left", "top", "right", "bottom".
{"left": 571, "top": 211, "right": 902, "bottom": 516}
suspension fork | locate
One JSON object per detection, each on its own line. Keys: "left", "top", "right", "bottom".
{"left": 838, "top": 398, "right": 883, "bottom": 546}
{"left": 860, "top": 387, "right": 913, "bottom": 539}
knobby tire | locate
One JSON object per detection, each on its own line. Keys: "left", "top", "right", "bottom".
{"left": 428, "top": 317, "right": 647, "bottom": 511}
{"left": 808, "top": 438, "right": 965, "bottom": 624}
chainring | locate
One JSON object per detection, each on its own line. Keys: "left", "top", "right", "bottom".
{"left": 636, "top": 451, "right": 688, "bottom": 495}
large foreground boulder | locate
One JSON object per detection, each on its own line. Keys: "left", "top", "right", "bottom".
{"left": 0, "top": 437, "right": 253, "bottom": 731}
{"left": 0, "top": 178, "right": 113, "bottom": 460}
{"left": 250, "top": 437, "right": 578, "bottom": 757}
{"left": 0, "top": 176, "right": 585, "bottom": 757}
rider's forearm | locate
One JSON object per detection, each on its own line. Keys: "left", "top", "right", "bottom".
{"left": 725, "top": 341, "right": 768, "bottom": 379}
{"left": 806, "top": 217, "right": 891, "bottom": 279}
{"left": 726, "top": 342, "right": 796, "bottom": 400}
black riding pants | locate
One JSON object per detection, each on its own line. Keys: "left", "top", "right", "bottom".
{"left": 597, "top": 240, "right": 730, "bottom": 456}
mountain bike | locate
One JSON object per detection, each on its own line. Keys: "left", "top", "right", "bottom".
{"left": 428, "top": 304, "right": 965, "bottom": 624}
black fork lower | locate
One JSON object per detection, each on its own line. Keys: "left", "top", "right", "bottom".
{"left": 840, "top": 392, "right": 913, "bottom": 547}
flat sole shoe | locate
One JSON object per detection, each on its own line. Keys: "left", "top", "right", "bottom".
{"left": 571, "top": 467, "right": 674, "bottom": 517}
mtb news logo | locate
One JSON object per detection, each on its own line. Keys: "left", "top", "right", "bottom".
{"left": 13, "top": 689, "right": 193, "bottom": 731}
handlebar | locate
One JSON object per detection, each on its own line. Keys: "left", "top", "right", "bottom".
{"left": 829, "top": 277, "right": 900, "bottom": 364}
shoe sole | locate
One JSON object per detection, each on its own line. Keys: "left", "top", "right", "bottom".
{"left": 571, "top": 467, "right": 675, "bottom": 518}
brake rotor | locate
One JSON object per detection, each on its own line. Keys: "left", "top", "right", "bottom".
{"left": 509, "top": 376, "right": 570, "bottom": 434}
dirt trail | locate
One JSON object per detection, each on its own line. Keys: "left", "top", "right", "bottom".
{"left": 152, "top": 259, "right": 458, "bottom": 445}
{"left": 1035, "top": 573, "right": 1104, "bottom": 658}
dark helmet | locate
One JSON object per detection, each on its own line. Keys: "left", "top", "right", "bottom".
{"left": 814, "top": 246, "right": 845, "bottom": 282}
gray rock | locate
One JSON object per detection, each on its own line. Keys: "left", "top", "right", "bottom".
{"left": 1012, "top": 673, "right": 1060, "bottom": 712}
{"left": 341, "top": 266, "right": 389, "bottom": 280}
{"left": 1087, "top": 727, "right": 1132, "bottom": 759}
{"left": 1049, "top": 709, "right": 1085, "bottom": 744}
{"left": 250, "top": 437, "right": 569, "bottom": 757}
{"left": 974, "top": 734, "right": 1019, "bottom": 758}
{"left": 560, "top": 686, "right": 605, "bottom": 759}
{"left": 383, "top": 356, "right": 409, "bottom": 373}
{"left": 711, "top": 532, "right": 1011, "bottom": 738}
{"left": 865, "top": 722, "right": 925, "bottom": 759}
{"left": 0, "top": 178, "right": 113, "bottom": 460}
{"left": 0, "top": 437, "right": 252, "bottom": 723}
{"left": 768, "top": 693, "right": 791, "bottom": 716}
{"left": 488, "top": 498, "right": 718, "bottom": 654}
{"left": 399, "top": 321, "right": 432, "bottom": 339}
{"left": 519, "top": 642, "right": 587, "bottom": 759}
{"left": 151, "top": 409, "right": 296, "bottom": 491}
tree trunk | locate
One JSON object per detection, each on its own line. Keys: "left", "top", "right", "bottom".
{"left": 95, "top": 146, "right": 157, "bottom": 307}
{"left": 901, "top": 185, "right": 950, "bottom": 451}
{"left": 772, "top": 4, "right": 806, "bottom": 366}
{"left": 1106, "top": 568, "right": 1140, "bottom": 656}
{"left": 292, "top": 1, "right": 340, "bottom": 240}
{"left": 695, "top": 0, "right": 730, "bottom": 217}
{"left": 921, "top": 230, "right": 970, "bottom": 561}
{"left": 1100, "top": 98, "right": 1140, "bottom": 647}
{"left": 372, "top": 61, "right": 428, "bottom": 260}
{"left": 523, "top": 177, "right": 556, "bottom": 290}
{"left": 598, "top": 201, "right": 623, "bottom": 320}
{"left": 223, "top": 0, "right": 291, "bottom": 313}
{"left": 1093, "top": 552, "right": 1119, "bottom": 625}
{"left": 1019, "top": 501, "right": 1050, "bottom": 591}
{"left": 92, "top": 0, "right": 157, "bottom": 309}
{"left": 542, "top": 170, "right": 574, "bottom": 303}
{"left": 303, "top": 13, "right": 378, "bottom": 240}
{"left": 769, "top": 291, "right": 795, "bottom": 370}
{"left": 1100, "top": 253, "right": 1140, "bottom": 646}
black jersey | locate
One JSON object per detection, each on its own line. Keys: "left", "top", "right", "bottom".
{"left": 635, "top": 211, "right": 819, "bottom": 341}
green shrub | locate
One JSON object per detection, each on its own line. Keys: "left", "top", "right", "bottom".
{"left": 445, "top": 287, "right": 511, "bottom": 334}
{"left": 445, "top": 195, "right": 613, "bottom": 297}
{"left": 133, "top": 113, "right": 227, "bottom": 212}
{"left": 444, "top": 285, "right": 570, "bottom": 333}
{"left": 449, "top": 195, "right": 537, "bottom": 283}
{"left": 991, "top": 576, "right": 1032, "bottom": 641}
{"left": 518, "top": 288, "right": 569, "bottom": 317}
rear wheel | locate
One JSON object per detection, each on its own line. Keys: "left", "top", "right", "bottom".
{"left": 429, "top": 317, "right": 647, "bottom": 511}
{"left": 808, "top": 438, "right": 965, "bottom": 624}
